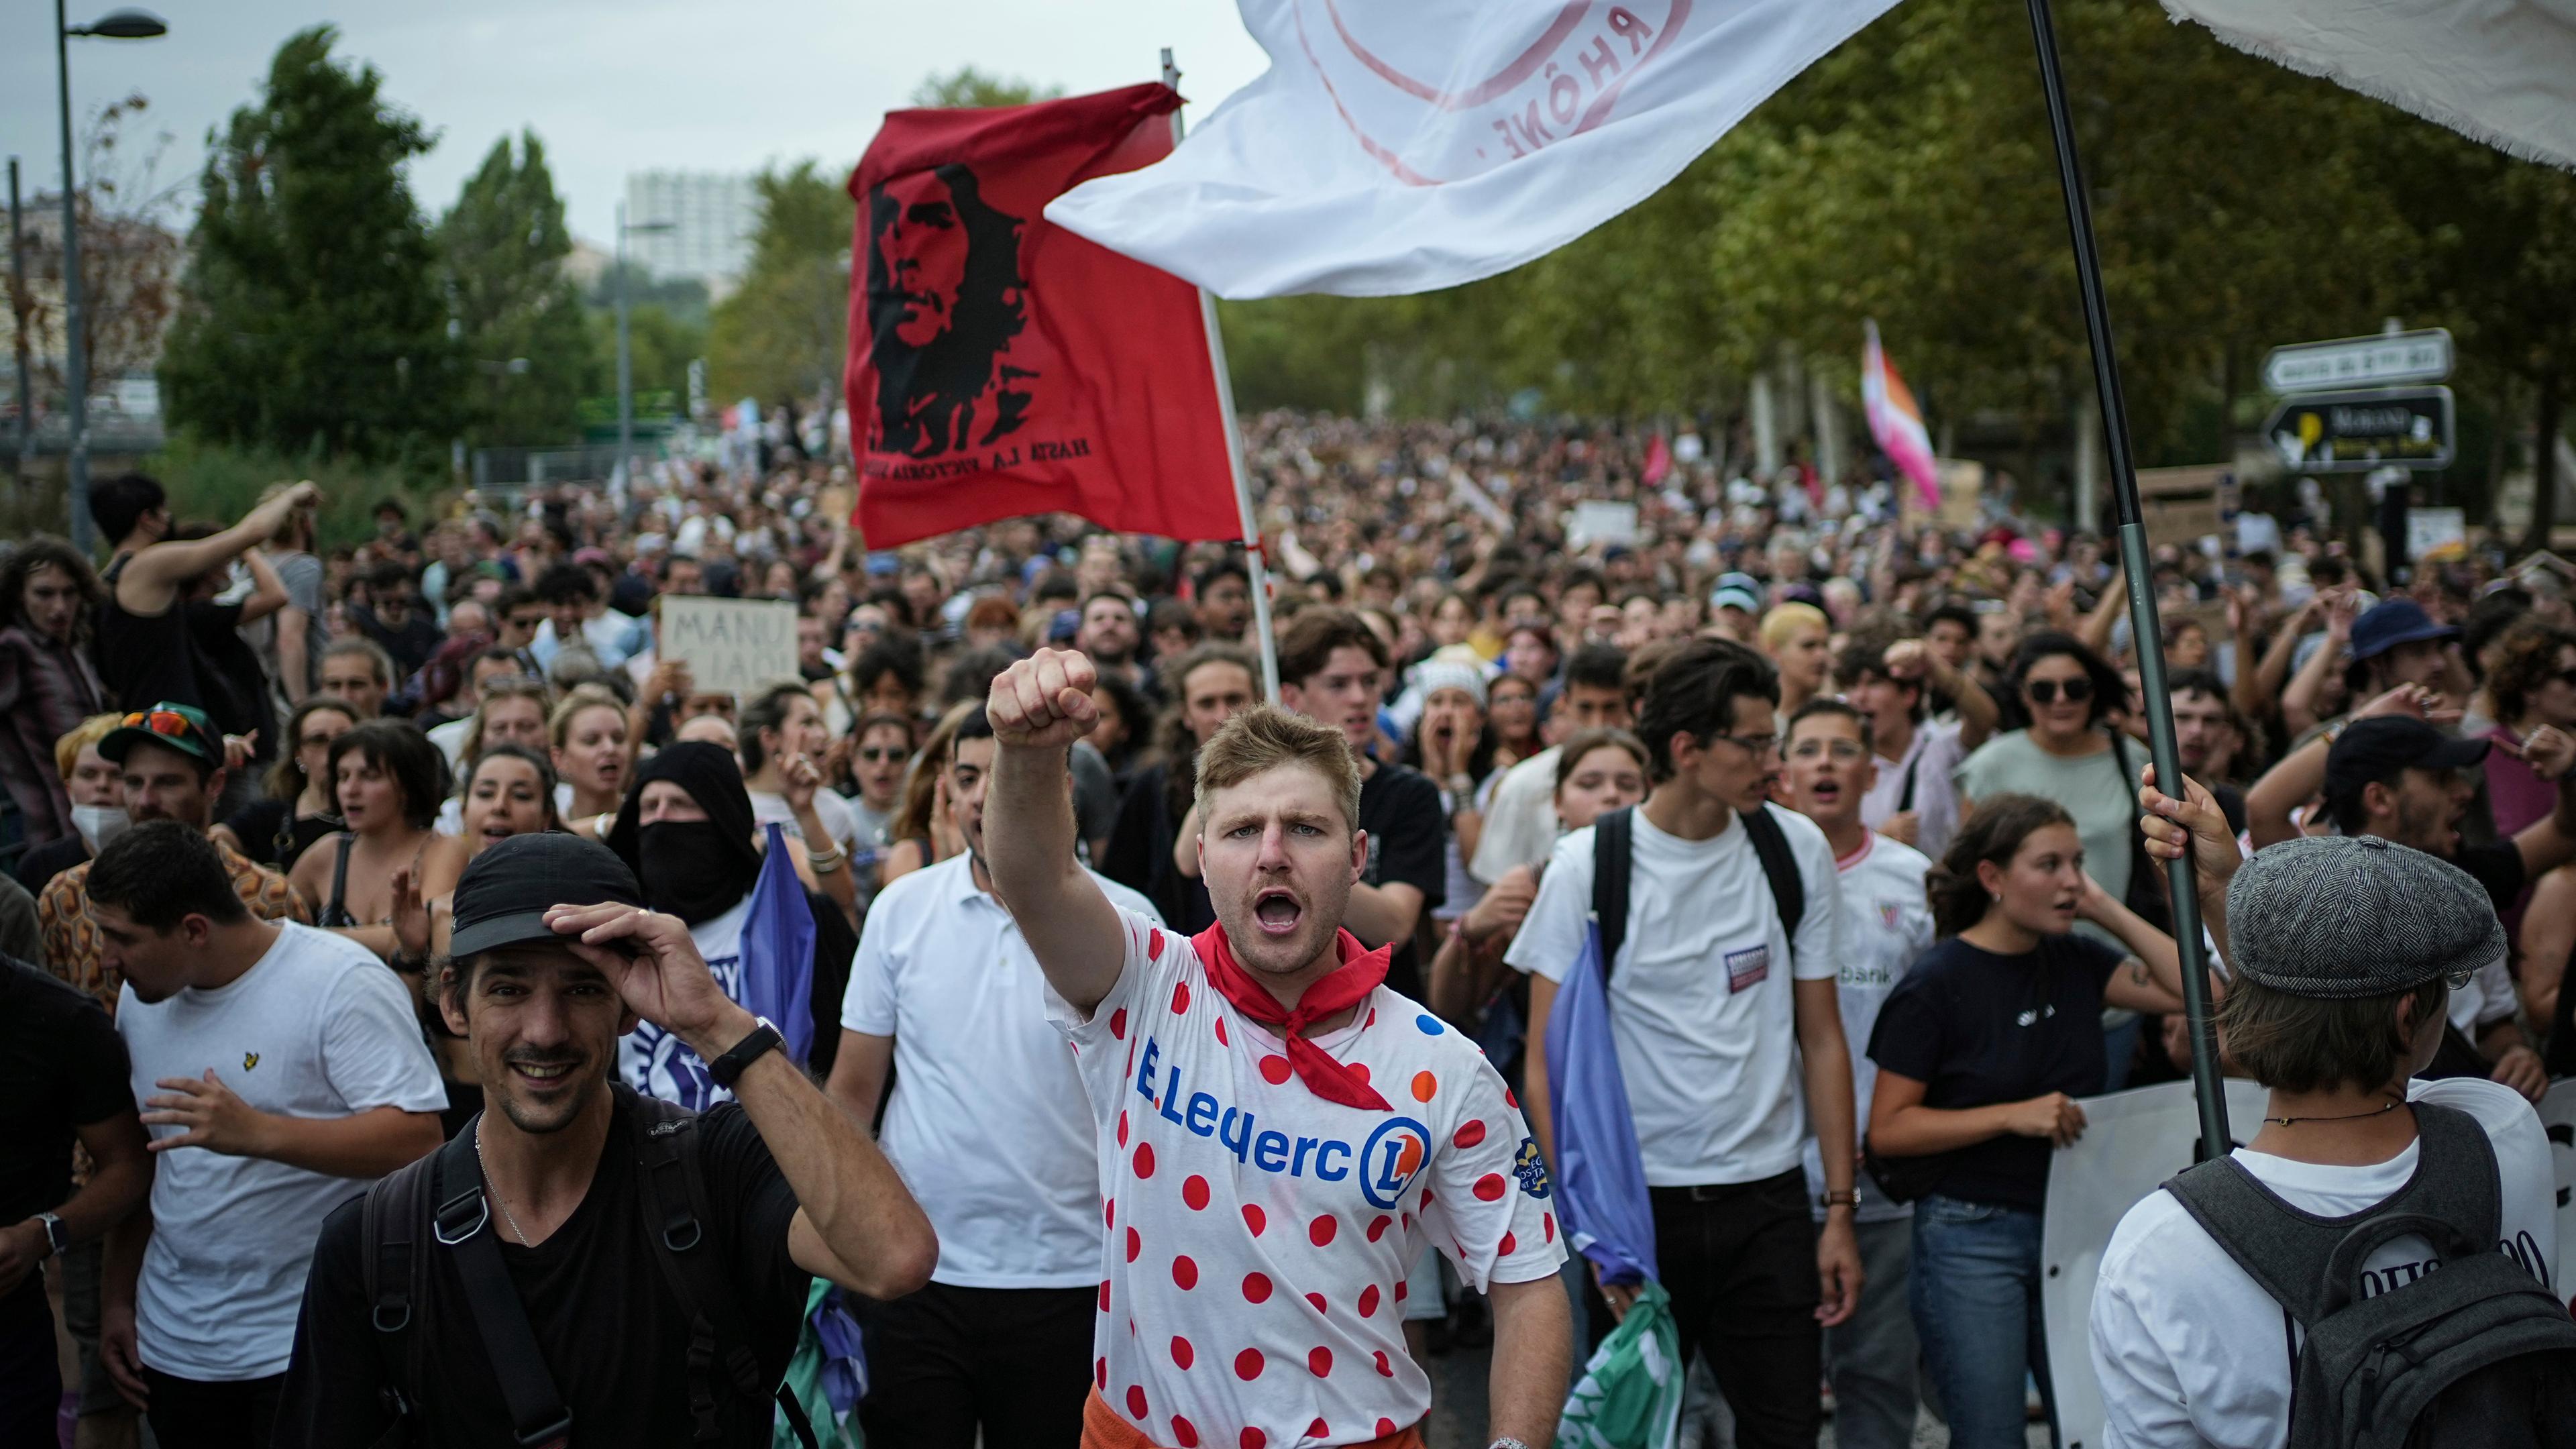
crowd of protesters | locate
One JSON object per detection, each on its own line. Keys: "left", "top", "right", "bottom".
{"left": 0, "top": 407, "right": 2568, "bottom": 1449}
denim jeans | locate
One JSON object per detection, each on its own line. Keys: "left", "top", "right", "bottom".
{"left": 1827, "top": 1215, "right": 1923, "bottom": 1449}
{"left": 1909, "top": 1193, "right": 2056, "bottom": 1449}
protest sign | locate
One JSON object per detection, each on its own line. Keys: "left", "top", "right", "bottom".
{"left": 1568, "top": 500, "right": 1640, "bottom": 548}
{"left": 659, "top": 596, "right": 798, "bottom": 698}
{"left": 2542, "top": 1078, "right": 2576, "bottom": 1313}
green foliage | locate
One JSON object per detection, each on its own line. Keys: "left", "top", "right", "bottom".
{"left": 706, "top": 162, "right": 851, "bottom": 407}
{"left": 144, "top": 434, "right": 446, "bottom": 550}
{"left": 439, "top": 131, "right": 592, "bottom": 447}
{"left": 910, "top": 67, "right": 1063, "bottom": 109}
{"left": 158, "top": 26, "right": 458, "bottom": 464}
{"left": 586, "top": 303, "right": 705, "bottom": 415}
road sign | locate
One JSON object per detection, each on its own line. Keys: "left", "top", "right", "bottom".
{"left": 2263, "top": 386, "right": 2455, "bottom": 474}
{"left": 2261, "top": 328, "right": 2453, "bottom": 392}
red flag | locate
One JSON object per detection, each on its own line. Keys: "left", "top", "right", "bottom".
{"left": 1640, "top": 433, "right": 1672, "bottom": 487}
{"left": 845, "top": 84, "right": 1240, "bottom": 549}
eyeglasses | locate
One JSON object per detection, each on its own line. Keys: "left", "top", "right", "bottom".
{"left": 298, "top": 734, "right": 340, "bottom": 750}
{"left": 2025, "top": 677, "right": 2094, "bottom": 705}
{"left": 2443, "top": 961, "right": 2481, "bottom": 991}
{"left": 857, "top": 747, "right": 904, "bottom": 763}
{"left": 1788, "top": 739, "right": 1868, "bottom": 762}
{"left": 1710, "top": 731, "right": 1781, "bottom": 759}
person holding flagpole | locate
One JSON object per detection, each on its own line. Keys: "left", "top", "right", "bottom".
{"left": 981, "top": 647, "right": 1571, "bottom": 1449}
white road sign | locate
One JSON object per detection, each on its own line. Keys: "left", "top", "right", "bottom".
{"left": 2263, "top": 329, "right": 2453, "bottom": 393}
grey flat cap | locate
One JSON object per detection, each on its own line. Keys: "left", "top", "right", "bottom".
{"left": 2224, "top": 835, "right": 2506, "bottom": 998}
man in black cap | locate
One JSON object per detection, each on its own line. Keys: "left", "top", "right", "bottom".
{"left": 2246, "top": 692, "right": 2571, "bottom": 1097}
{"left": 273, "top": 832, "right": 936, "bottom": 1448}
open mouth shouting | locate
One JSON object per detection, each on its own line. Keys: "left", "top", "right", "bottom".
{"left": 1809, "top": 777, "right": 1842, "bottom": 807}
{"left": 1252, "top": 887, "right": 1305, "bottom": 938}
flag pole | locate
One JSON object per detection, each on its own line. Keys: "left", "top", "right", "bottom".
{"left": 2023, "top": 0, "right": 2229, "bottom": 1161}
{"left": 1163, "top": 48, "right": 1282, "bottom": 700}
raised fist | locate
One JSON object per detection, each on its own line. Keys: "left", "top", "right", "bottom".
{"left": 988, "top": 647, "right": 1099, "bottom": 750}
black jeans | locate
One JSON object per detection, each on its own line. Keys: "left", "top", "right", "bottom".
{"left": 0, "top": 1279, "right": 57, "bottom": 1448}
{"left": 857, "top": 1283, "right": 1093, "bottom": 1449}
{"left": 142, "top": 1366, "right": 285, "bottom": 1449}
{"left": 1649, "top": 1168, "right": 1823, "bottom": 1449}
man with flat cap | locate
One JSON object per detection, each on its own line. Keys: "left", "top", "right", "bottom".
{"left": 274, "top": 832, "right": 936, "bottom": 1448}
{"left": 2089, "top": 783, "right": 2567, "bottom": 1448}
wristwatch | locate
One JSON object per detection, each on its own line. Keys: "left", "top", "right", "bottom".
{"left": 36, "top": 1211, "right": 68, "bottom": 1258}
{"left": 1817, "top": 1188, "right": 1862, "bottom": 1210}
{"left": 707, "top": 1016, "right": 784, "bottom": 1088}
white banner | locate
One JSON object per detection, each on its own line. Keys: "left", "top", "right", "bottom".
{"left": 1049, "top": 0, "right": 1903, "bottom": 299}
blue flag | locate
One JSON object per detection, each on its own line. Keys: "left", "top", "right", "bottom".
{"left": 1543, "top": 920, "right": 1658, "bottom": 1287}
{"left": 742, "top": 822, "right": 818, "bottom": 1065}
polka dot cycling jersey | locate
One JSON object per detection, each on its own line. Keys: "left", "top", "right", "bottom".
{"left": 1046, "top": 908, "right": 1566, "bottom": 1445}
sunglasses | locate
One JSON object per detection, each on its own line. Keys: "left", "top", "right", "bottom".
{"left": 857, "top": 747, "right": 905, "bottom": 763}
{"left": 2025, "top": 677, "right": 2094, "bottom": 705}
{"left": 122, "top": 709, "right": 197, "bottom": 738}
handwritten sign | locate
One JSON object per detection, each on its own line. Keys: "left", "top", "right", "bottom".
{"left": 659, "top": 597, "right": 798, "bottom": 699}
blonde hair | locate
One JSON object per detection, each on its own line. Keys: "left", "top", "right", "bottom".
{"left": 1193, "top": 704, "right": 1362, "bottom": 830}
{"left": 1758, "top": 602, "right": 1829, "bottom": 652}
{"left": 55, "top": 712, "right": 123, "bottom": 782}
{"left": 548, "top": 683, "right": 628, "bottom": 750}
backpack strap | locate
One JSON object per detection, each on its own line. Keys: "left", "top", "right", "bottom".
{"left": 431, "top": 1123, "right": 574, "bottom": 1449}
{"left": 1896, "top": 748, "right": 1922, "bottom": 814}
{"left": 362, "top": 1149, "right": 440, "bottom": 1446}
{"left": 1591, "top": 806, "right": 1633, "bottom": 983}
{"left": 1740, "top": 803, "right": 1806, "bottom": 950}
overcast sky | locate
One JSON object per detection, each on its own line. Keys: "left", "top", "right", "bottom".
{"left": 2, "top": 0, "right": 1269, "bottom": 249}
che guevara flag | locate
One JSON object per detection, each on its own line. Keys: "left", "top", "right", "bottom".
{"left": 845, "top": 84, "right": 1242, "bottom": 549}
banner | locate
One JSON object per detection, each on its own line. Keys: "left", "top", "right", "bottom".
{"left": 845, "top": 84, "right": 1242, "bottom": 547}
{"left": 1046, "top": 0, "right": 1905, "bottom": 298}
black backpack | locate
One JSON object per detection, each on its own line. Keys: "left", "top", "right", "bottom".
{"left": 360, "top": 1085, "right": 820, "bottom": 1449}
{"left": 2160, "top": 1102, "right": 2576, "bottom": 1449}
{"left": 1590, "top": 802, "right": 1803, "bottom": 979}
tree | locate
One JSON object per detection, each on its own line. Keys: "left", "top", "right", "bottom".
{"left": 910, "top": 67, "right": 1063, "bottom": 109}
{"left": 706, "top": 162, "right": 849, "bottom": 411}
{"left": 160, "top": 26, "right": 457, "bottom": 463}
{"left": 439, "top": 131, "right": 590, "bottom": 446}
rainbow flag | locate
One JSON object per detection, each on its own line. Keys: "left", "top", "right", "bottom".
{"left": 1863, "top": 321, "right": 1939, "bottom": 513}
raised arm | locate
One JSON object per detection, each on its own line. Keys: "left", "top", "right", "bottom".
{"left": 116, "top": 482, "right": 318, "bottom": 612}
{"left": 985, "top": 649, "right": 1130, "bottom": 1013}
{"left": 236, "top": 547, "right": 290, "bottom": 626}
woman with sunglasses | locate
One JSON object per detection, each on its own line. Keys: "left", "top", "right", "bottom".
{"left": 213, "top": 696, "right": 359, "bottom": 871}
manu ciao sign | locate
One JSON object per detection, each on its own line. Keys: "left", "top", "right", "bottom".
{"left": 659, "top": 596, "right": 800, "bottom": 698}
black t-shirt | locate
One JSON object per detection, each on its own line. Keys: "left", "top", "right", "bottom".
{"left": 221, "top": 798, "right": 343, "bottom": 872}
{"left": 13, "top": 832, "right": 88, "bottom": 893}
{"left": 0, "top": 956, "right": 133, "bottom": 1224}
{"left": 1867, "top": 932, "right": 2125, "bottom": 1212}
{"left": 1357, "top": 761, "right": 1447, "bottom": 1000}
{"left": 274, "top": 1094, "right": 811, "bottom": 1448}
{"left": 1103, "top": 761, "right": 1218, "bottom": 935}
{"left": 2449, "top": 837, "right": 2526, "bottom": 914}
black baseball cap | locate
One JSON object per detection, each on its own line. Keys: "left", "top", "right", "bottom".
{"left": 447, "top": 833, "right": 645, "bottom": 959}
{"left": 2324, "top": 716, "right": 2488, "bottom": 804}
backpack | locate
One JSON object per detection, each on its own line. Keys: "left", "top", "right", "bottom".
{"left": 1590, "top": 802, "right": 1803, "bottom": 981}
{"left": 360, "top": 1085, "right": 820, "bottom": 1449}
{"left": 2159, "top": 1102, "right": 2576, "bottom": 1449}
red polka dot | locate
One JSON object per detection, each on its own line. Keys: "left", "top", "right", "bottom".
{"left": 1258, "top": 1055, "right": 1291, "bottom": 1085}
{"left": 1348, "top": 1062, "right": 1371, "bottom": 1085}
{"left": 1395, "top": 1279, "right": 1409, "bottom": 1301}
{"left": 1182, "top": 1175, "right": 1210, "bottom": 1211}
{"left": 1172, "top": 1255, "right": 1199, "bottom": 1289}
{"left": 1172, "top": 981, "right": 1191, "bottom": 1014}
{"left": 1499, "top": 1232, "right": 1518, "bottom": 1255}
{"left": 1366, "top": 1214, "right": 1392, "bottom": 1242}
{"left": 1473, "top": 1173, "right": 1506, "bottom": 1201}
{"left": 1358, "top": 1284, "right": 1381, "bottom": 1317}
{"left": 1305, "top": 1292, "right": 1328, "bottom": 1315}
{"left": 1420, "top": 1189, "right": 1436, "bottom": 1208}
{"left": 1544, "top": 1212, "right": 1557, "bottom": 1242}
{"left": 1117, "top": 1112, "right": 1128, "bottom": 1146}
{"left": 1453, "top": 1119, "right": 1487, "bottom": 1148}
{"left": 1366, "top": 1008, "right": 1377, "bottom": 1026}
{"left": 1411, "top": 1071, "right": 1438, "bottom": 1102}
{"left": 1096, "top": 1357, "right": 1108, "bottom": 1387}
{"left": 1126, "top": 1227, "right": 1141, "bottom": 1262}
{"left": 1373, "top": 1350, "right": 1394, "bottom": 1377}
{"left": 1148, "top": 928, "right": 1166, "bottom": 959}
{"left": 1309, "top": 1215, "right": 1337, "bottom": 1246}
{"left": 1133, "top": 1143, "right": 1156, "bottom": 1179}
{"left": 1307, "top": 1418, "right": 1330, "bottom": 1438}
{"left": 1401, "top": 1211, "right": 1413, "bottom": 1230}
{"left": 1234, "top": 1348, "right": 1265, "bottom": 1380}
{"left": 1214, "top": 1016, "right": 1228, "bottom": 1046}
{"left": 1171, "top": 1335, "right": 1195, "bottom": 1369}
{"left": 1377, "top": 1418, "right": 1398, "bottom": 1436}
{"left": 1129, "top": 1316, "right": 1137, "bottom": 1336}
{"left": 1173, "top": 1416, "right": 1199, "bottom": 1447}
{"left": 1098, "top": 1280, "right": 1111, "bottom": 1311}
{"left": 1308, "top": 1346, "right": 1333, "bottom": 1377}
{"left": 1104, "top": 1197, "right": 1115, "bottom": 1228}
{"left": 1126, "top": 1384, "right": 1148, "bottom": 1420}
{"left": 1240, "top": 1432, "right": 1265, "bottom": 1449}
{"left": 1110, "top": 1008, "right": 1128, "bottom": 1040}
{"left": 1242, "top": 1271, "right": 1273, "bottom": 1303}
{"left": 1242, "top": 1203, "right": 1266, "bottom": 1236}
{"left": 1504, "top": 1085, "right": 1519, "bottom": 1108}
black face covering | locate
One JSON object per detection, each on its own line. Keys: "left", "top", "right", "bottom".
{"left": 636, "top": 820, "right": 752, "bottom": 924}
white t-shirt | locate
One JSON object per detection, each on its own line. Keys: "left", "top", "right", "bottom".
{"left": 2446, "top": 953, "right": 2518, "bottom": 1035}
{"left": 116, "top": 922, "right": 446, "bottom": 1380}
{"left": 623, "top": 895, "right": 750, "bottom": 1112}
{"left": 1860, "top": 718, "right": 1966, "bottom": 862}
{"left": 427, "top": 714, "right": 473, "bottom": 771}
{"left": 1507, "top": 804, "right": 1842, "bottom": 1186}
{"left": 749, "top": 787, "right": 861, "bottom": 858}
{"left": 1801, "top": 833, "right": 1934, "bottom": 1224}
{"left": 842, "top": 853, "right": 1163, "bottom": 1288}
{"left": 1467, "top": 746, "right": 1561, "bottom": 885}
{"left": 1049, "top": 909, "right": 1564, "bottom": 1446}
{"left": 2090, "top": 1077, "right": 2560, "bottom": 1449}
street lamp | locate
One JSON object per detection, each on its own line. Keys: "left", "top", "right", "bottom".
{"left": 614, "top": 201, "right": 674, "bottom": 491}
{"left": 55, "top": 2, "right": 166, "bottom": 554}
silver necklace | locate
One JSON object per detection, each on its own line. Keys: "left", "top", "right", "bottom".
{"left": 473, "top": 1122, "right": 533, "bottom": 1246}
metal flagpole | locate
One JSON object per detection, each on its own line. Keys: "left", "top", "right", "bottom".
{"left": 2023, "top": 0, "right": 2229, "bottom": 1161}
{"left": 1163, "top": 48, "right": 1281, "bottom": 700}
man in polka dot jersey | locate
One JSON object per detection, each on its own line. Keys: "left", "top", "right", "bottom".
{"left": 984, "top": 650, "right": 1572, "bottom": 1449}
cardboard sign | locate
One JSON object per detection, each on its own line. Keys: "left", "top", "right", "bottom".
{"left": 2406, "top": 506, "right": 2467, "bottom": 564}
{"left": 1568, "top": 500, "right": 1640, "bottom": 547}
{"left": 2541, "top": 1079, "right": 2576, "bottom": 1313}
{"left": 657, "top": 596, "right": 799, "bottom": 699}
{"left": 2041, "top": 1078, "right": 2271, "bottom": 1449}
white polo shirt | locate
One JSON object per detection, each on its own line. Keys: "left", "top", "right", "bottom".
{"left": 843, "top": 852, "right": 1163, "bottom": 1288}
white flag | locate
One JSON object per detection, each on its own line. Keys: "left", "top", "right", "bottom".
{"left": 2161, "top": 0, "right": 2576, "bottom": 170}
{"left": 1046, "top": 0, "right": 1903, "bottom": 299}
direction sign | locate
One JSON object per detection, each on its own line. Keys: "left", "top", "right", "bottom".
{"left": 2263, "top": 386, "right": 2454, "bottom": 474}
{"left": 2262, "top": 328, "right": 2453, "bottom": 392}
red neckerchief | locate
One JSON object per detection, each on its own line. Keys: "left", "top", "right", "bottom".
{"left": 1191, "top": 921, "right": 1393, "bottom": 1111}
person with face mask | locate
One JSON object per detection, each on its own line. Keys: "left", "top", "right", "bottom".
{"left": 13, "top": 714, "right": 126, "bottom": 894}
{"left": 604, "top": 743, "right": 857, "bottom": 1104}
